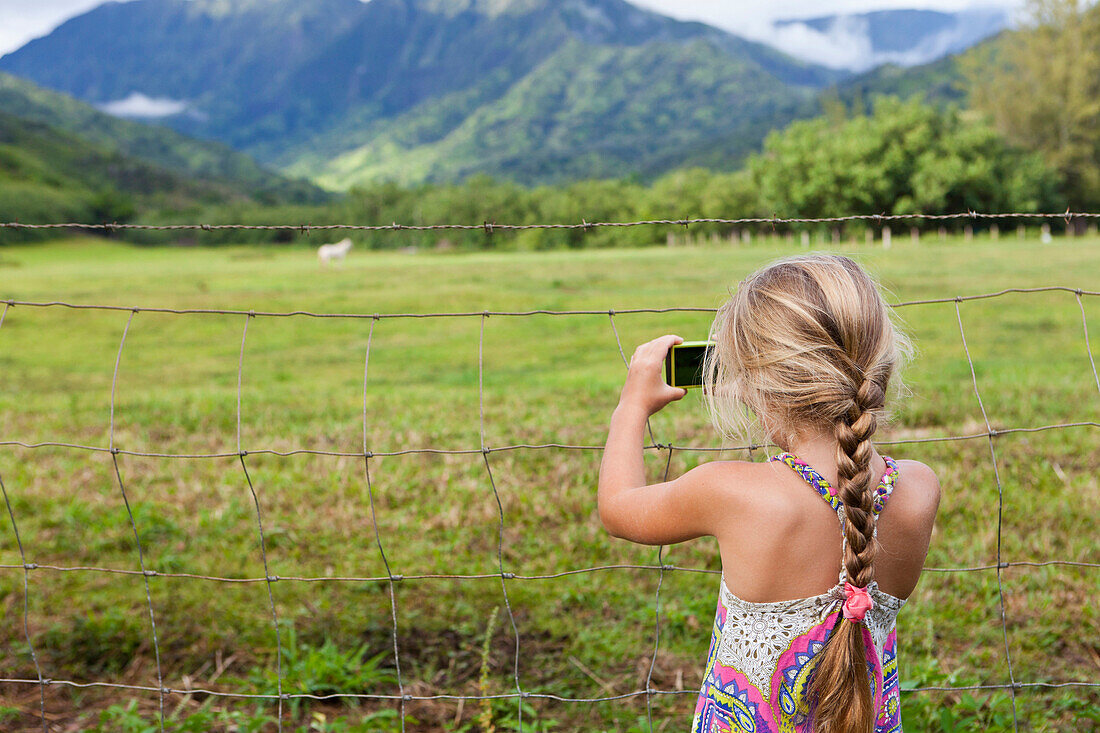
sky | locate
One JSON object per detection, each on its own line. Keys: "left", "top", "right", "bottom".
{"left": 0, "top": 0, "right": 1024, "bottom": 57}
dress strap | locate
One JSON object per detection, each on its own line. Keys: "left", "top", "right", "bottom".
{"left": 769, "top": 452, "right": 899, "bottom": 519}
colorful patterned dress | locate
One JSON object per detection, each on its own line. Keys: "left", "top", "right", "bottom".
{"left": 691, "top": 453, "right": 905, "bottom": 733}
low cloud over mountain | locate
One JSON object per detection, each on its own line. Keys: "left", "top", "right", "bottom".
{"left": 768, "top": 8, "right": 1011, "bottom": 72}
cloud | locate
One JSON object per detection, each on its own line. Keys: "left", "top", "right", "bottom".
{"left": 768, "top": 16, "right": 876, "bottom": 70}
{"left": 764, "top": 8, "right": 1011, "bottom": 71}
{"left": 630, "top": 0, "right": 1023, "bottom": 41}
{"left": 98, "top": 92, "right": 189, "bottom": 118}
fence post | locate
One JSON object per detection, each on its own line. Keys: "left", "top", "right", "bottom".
{"left": 939, "top": 227, "right": 947, "bottom": 241}
{"left": 1041, "top": 223, "right": 1052, "bottom": 243}
{"left": 800, "top": 231, "right": 810, "bottom": 248}
{"left": 910, "top": 227, "right": 920, "bottom": 244}
{"left": 882, "top": 226, "right": 892, "bottom": 250}
{"left": 990, "top": 224, "right": 999, "bottom": 240}
{"left": 964, "top": 225, "right": 973, "bottom": 242}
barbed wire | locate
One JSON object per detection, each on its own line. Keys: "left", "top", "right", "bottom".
{"left": 3, "top": 209, "right": 1100, "bottom": 233}
{"left": 1, "top": 277, "right": 1098, "bottom": 731}
{"left": 2, "top": 286, "right": 1097, "bottom": 320}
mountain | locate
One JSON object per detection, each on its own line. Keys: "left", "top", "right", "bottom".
{"left": 0, "top": 0, "right": 843, "bottom": 187}
{"left": 768, "top": 8, "right": 1010, "bottom": 72}
{"left": 0, "top": 73, "right": 327, "bottom": 204}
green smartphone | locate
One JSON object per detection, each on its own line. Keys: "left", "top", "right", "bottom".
{"left": 665, "top": 341, "right": 715, "bottom": 390}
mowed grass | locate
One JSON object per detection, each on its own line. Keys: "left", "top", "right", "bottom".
{"left": 0, "top": 234, "right": 1098, "bottom": 731}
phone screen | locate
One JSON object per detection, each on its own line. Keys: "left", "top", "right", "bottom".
{"left": 665, "top": 342, "right": 712, "bottom": 389}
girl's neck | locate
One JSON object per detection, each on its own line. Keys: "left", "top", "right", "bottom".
{"left": 781, "top": 427, "right": 884, "bottom": 485}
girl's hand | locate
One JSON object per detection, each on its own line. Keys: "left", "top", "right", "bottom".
{"left": 619, "top": 335, "right": 688, "bottom": 416}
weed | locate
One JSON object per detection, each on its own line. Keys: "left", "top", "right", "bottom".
{"left": 478, "top": 606, "right": 501, "bottom": 733}
{"left": 248, "top": 621, "right": 397, "bottom": 719}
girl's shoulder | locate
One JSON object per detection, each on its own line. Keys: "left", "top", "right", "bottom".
{"left": 889, "top": 458, "right": 941, "bottom": 518}
{"left": 876, "top": 458, "right": 941, "bottom": 566}
{"left": 679, "top": 458, "right": 793, "bottom": 511}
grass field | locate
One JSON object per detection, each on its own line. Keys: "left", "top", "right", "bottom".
{"left": 0, "top": 234, "right": 1098, "bottom": 732}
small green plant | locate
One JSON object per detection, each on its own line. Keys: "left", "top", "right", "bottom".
{"left": 92, "top": 700, "right": 158, "bottom": 733}
{"left": 89, "top": 700, "right": 274, "bottom": 733}
{"left": 478, "top": 606, "right": 501, "bottom": 733}
{"left": 249, "top": 621, "right": 397, "bottom": 719}
{"left": 294, "top": 709, "right": 408, "bottom": 732}
{"left": 38, "top": 609, "right": 144, "bottom": 675}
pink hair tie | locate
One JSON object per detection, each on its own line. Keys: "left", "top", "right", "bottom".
{"left": 842, "top": 582, "right": 874, "bottom": 622}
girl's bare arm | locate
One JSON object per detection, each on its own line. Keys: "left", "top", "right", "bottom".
{"left": 598, "top": 335, "right": 738, "bottom": 545}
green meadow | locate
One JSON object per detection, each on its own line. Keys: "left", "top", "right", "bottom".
{"left": 0, "top": 234, "right": 1097, "bottom": 731}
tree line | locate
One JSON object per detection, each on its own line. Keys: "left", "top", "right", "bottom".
{"left": 125, "top": 96, "right": 1058, "bottom": 249}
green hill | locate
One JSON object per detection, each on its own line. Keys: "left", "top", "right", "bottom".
{"left": 0, "top": 111, "right": 216, "bottom": 228}
{"left": 0, "top": 72, "right": 327, "bottom": 204}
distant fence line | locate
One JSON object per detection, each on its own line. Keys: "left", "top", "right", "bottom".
{"left": 3, "top": 209, "right": 1100, "bottom": 235}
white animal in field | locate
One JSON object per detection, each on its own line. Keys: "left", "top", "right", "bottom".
{"left": 318, "top": 238, "right": 353, "bottom": 265}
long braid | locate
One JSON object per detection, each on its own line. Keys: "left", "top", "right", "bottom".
{"left": 808, "top": 376, "right": 885, "bottom": 733}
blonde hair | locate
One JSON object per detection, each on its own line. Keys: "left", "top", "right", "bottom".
{"left": 703, "top": 253, "right": 912, "bottom": 733}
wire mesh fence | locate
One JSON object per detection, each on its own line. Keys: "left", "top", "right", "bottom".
{"left": 1, "top": 214, "right": 1098, "bottom": 732}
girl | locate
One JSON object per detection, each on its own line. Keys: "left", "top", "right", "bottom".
{"left": 598, "top": 254, "right": 940, "bottom": 733}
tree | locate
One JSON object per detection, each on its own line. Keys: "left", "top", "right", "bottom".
{"left": 965, "top": 0, "right": 1100, "bottom": 208}
{"left": 747, "top": 97, "right": 1061, "bottom": 221}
